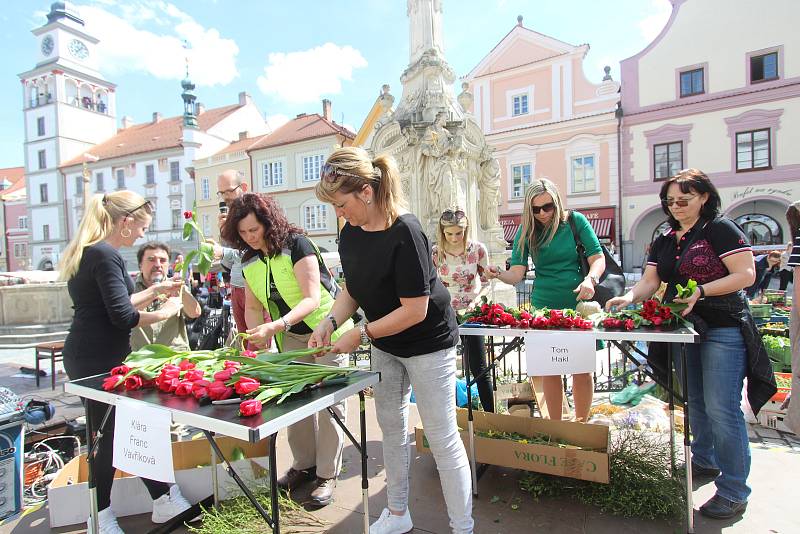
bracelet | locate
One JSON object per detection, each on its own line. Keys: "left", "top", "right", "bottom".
{"left": 698, "top": 285, "right": 706, "bottom": 299}
{"left": 359, "top": 324, "right": 371, "bottom": 346}
{"left": 364, "top": 322, "right": 375, "bottom": 341}
{"left": 327, "top": 314, "right": 338, "bottom": 332}
{"left": 280, "top": 315, "right": 292, "bottom": 331}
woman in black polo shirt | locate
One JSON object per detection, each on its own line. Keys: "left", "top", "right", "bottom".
{"left": 606, "top": 169, "right": 776, "bottom": 520}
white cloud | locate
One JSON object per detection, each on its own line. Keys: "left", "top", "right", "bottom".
{"left": 77, "top": 1, "right": 238, "bottom": 87}
{"left": 256, "top": 43, "right": 368, "bottom": 104}
{"left": 264, "top": 114, "right": 290, "bottom": 133}
{"left": 638, "top": 0, "right": 672, "bottom": 43}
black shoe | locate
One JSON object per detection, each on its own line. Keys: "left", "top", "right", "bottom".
{"left": 699, "top": 494, "right": 747, "bottom": 519}
{"left": 276, "top": 467, "right": 316, "bottom": 491}
{"left": 691, "top": 462, "right": 721, "bottom": 479}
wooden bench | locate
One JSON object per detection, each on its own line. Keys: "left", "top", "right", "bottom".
{"left": 35, "top": 341, "right": 64, "bottom": 390}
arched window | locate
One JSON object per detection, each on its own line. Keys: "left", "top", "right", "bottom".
{"left": 734, "top": 214, "right": 783, "bottom": 246}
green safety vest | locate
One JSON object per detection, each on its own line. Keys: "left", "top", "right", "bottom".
{"left": 241, "top": 245, "right": 352, "bottom": 351}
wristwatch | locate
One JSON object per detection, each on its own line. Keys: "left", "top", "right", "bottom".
{"left": 587, "top": 274, "right": 600, "bottom": 286}
{"left": 359, "top": 324, "right": 371, "bottom": 346}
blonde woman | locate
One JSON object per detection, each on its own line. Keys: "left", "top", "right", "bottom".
{"left": 310, "top": 147, "right": 473, "bottom": 534}
{"left": 432, "top": 208, "right": 493, "bottom": 411}
{"left": 486, "top": 178, "right": 604, "bottom": 422}
{"left": 60, "top": 192, "right": 190, "bottom": 534}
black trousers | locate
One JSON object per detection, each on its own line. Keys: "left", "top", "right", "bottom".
{"left": 779, "top": 269, "right": 793, "bottom": 291}
{"left": 85, "top": 398, "right": 170, "bottom": 510}
{"left": 461, "top": 335, "right": 494, "bottom": 412}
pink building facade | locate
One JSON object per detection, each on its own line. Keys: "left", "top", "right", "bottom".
{"left": 620, "top": 0, "right": 800, "bottom": 271}
{"left": 464, "top": 17, "right": 621, "bottom": 248}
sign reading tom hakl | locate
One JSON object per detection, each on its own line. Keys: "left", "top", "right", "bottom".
{"left": 112, "top": 398, "right": 175, "bottom": 483}
{"left": 524, "top": 332, "right": 595, "bottom": 376}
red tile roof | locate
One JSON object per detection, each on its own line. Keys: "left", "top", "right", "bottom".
{"left": 248, "top": 113, "right": 354, "bottom": 152}
{"left": 212, "top": 134, "right": 268, "bottom": 157}
{"left": 0, "top": 167, "right": 25, "bottom": 199}
{"left": 60, "top": 104, "right": 242, "bottom": 168}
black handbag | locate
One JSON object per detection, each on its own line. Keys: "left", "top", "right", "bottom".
{"left": 567, "top": 212, "right": 625, "bottom": 307}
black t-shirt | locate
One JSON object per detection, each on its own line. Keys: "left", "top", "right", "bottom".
{"left": 788, "top": 235, "right": 800, "bottom": 267}
{"left": 250, "top": 234, "right": 333, "bottom": 335}
{"left": 339, "top": 213, "right": 458, "bottom": 357}
{"left": 647, "top": 217, "right": 751, "bottom": 327}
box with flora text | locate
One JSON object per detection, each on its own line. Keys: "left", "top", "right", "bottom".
{"left": 48, "top": 436, "right": 270, "bottom": 528}
{"left": 415, "top": 408, "right": 610, "bottom": 483}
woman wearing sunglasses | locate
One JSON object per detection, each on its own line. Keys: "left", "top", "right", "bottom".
{"left": 59, "top": 191, "right": 189, "bottom": 533}
{"left": 313, "top": 147, "right": 473, "bottom": 534}
{"left": 486, "top": 178, "right": 604, "bottom": 422}
{"left": 221, "top": 192, "right": 353, "bottom": 507}
{"left": 432, "top": 208, "right": 493, "bottom": 412}
{"left": 606, "top": 169, "right": 777, "bottom": 520}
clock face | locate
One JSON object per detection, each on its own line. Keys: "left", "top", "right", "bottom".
{"left": 68, "top": 39, "right": 89, "bottom": 60}
{"left": 41, "top": 35, "right": 54, "bottom": 56}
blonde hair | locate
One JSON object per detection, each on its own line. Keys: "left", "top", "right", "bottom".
{"left": 58, "top": 191, "right": 150, "bottom": 280}
{"left": 436, "top": 209, "right": 470, "bottom": 256}
{"left": 516, "top": 178, "right": 567, "bottom": 257}
{"left": 316, "top": 147, "right": 407, "bottom": 227}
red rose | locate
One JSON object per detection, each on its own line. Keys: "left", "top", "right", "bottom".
{"left": 174, "top": 380, "right": 194, "bottom": 397}
{"left": 214, "top": 369, "right": 234, "bottom": 382}
{"left": 208, "top": 381, "right": 234, "bottom": 401}
{"left": 183, "top": 369, "right": 205, "bottom": 382}
{"left": 110, "top": 365, "right": 130, "bottom": 376}
{"left": 624, "top": 319, "right": 635, "bottom": 331}
{"left": 241, "top": 350, "right": 257, "bottom": 358}
{"left": 102, "top": 375, "right": 124, "bottom": 391}
{"left": 124, "top": 375, "right": 143, "bottom": 391}
{"left": 238, "top": 399, "right": 262, "bottom": 417}
{"left": 178, "top": 359, "right": 195, "bottom": 371}
{"left": 158, "top": 377, "right": 180, "bottom": 393}
{"left": 234, "top": 377, "right": 261, "bottom": 395}
{"left": 652, "top": 316, "right": 663, "bottom": 326}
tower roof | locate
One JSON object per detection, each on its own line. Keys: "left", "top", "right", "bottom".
{"left": 46, "top": 2, "right": 84, "bottom": 26}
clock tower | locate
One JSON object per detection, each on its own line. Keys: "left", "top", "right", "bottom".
{"left": 18, "top": 1, "right": 116, "bottom": 269}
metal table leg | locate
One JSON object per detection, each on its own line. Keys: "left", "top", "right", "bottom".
{"left": 667, "top": 348, "right": 676, "bottom": 474}
{"left": 86, "top": 403, "right": 114, "bottom": 534}
{"left": 680, "top": 343, "right": 694, "bottom": 533}
{"left": 210, "top": 432, "right": 219, "bottom": 507}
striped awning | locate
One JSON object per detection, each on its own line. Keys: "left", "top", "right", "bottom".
{"left": 588, "top": 218, "right": 613, "bottom": 239}
{"left": 501, "top": 219, "right": 519, "bottom": 242}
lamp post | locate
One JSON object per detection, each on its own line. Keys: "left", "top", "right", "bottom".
{"left": 82, "top": 153, "right": 98, "bottom": 217}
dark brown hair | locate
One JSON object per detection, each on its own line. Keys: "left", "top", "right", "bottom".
{"left": 786, "top": 201, "right": 800, "bottom": 240}
{"left": 659, "top": 168, "right": 722, "bottom": 229}
{"left": 136, "top": 241, "right": 171, "bottom": 266}
{"left": 220, "top": 193, "right": 303, "bottom": 260}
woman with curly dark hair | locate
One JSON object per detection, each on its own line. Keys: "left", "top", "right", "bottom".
{"left": 221, "top": 192, "right": 353, "bottom": 506}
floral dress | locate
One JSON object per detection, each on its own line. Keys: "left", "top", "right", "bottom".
{"left": 432, "top": 241, "right": 489, "bottom": 312}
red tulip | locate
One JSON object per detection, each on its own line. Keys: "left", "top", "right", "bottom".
{"left": 238, "top": 399, "right": 262, "bottom": 417}
{"left": 192, "top": 387, "right": 208, "bottom": 400}
{"left": 183, "top": 210, "right": 193, "bottom": 219}
{"left": 208, "top": 381, "right": 234, "bottom": 401}
{"left": 241, "top": 350, "right": 257, "bottom": 358}
{"left": 234, "top": 377, "right": 261, "bottom": 395}
{"left": 158, "top": 376, "right": 180, "bottom": 393}
{"left": 214, "top": 368, "right": 234, "bottom": 382}
{"left": 123, "top": 375, "right": 143, "bottom": 391}
{"left": 102, "top": 375, "right": 124, "bottom": 391}
{"left": 110, "top": 365, "right": 130, "bottom": 376}
{"left": 174, "top": 380, "right": 194, "bottom": 397}
{"left": 183, "top": 369, "right": 205, "bottom": 381}
{"left": 178, "top": 359, "right": 195, "bottom": 371}
{"left": 160, "top": 365, "right": 181, "bottom": 379}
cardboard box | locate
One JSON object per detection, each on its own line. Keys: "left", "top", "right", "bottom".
{"left": 415, "top": 408, "right": 610, "bottom": 483}
{"left": 48, "top": 437, "right": 270, "bottom": 528}
{"left": 495, "top": 381, "right": 534, "bottom": 403}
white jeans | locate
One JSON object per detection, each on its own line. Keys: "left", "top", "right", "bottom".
{"left": 371, "top": 345, "right": 474, "bottom": 534}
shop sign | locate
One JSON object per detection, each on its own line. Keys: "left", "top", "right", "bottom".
{"left": 732, "top": 186, "right": 792, "bottom": 201}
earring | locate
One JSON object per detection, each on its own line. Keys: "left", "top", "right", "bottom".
{"left": 121, "top": 228, "right": 131, "bottom": 238}
{"left": 366, "top": 200, "right": 372, "bottom": 205}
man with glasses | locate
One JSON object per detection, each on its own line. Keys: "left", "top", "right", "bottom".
{"left": 210, "top": 169, "right": 249, "bottom": 333}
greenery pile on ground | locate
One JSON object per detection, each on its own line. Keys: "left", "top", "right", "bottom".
{"left": 518, "top": 427, "right": 685, "bottom": 520}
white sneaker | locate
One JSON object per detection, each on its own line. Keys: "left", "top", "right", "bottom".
{"left": 151, "top": 484, "right": 193, "bottom": 523}
{"left": 370, "top": 507, "right": 413, "bottom": 534}
{"left": 87, "top": 507, "right": 125, "bottom": 534}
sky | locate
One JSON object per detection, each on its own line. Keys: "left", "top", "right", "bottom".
{"left": 0, "top": 0, "right": 672, "bottom": 169}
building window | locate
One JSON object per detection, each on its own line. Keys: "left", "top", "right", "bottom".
{"left": 304, "top": 205, "right": 328, "bottom": 231}
{"left": 734, "top": 213, "right": 783, "bottom": 246}
{"left": 115, "top": 170, "right": 124, "bottom": 189}
{"left": 171, "top": 209, "right": 181, "bottom": 229}
{"left": 38, "top": 150, "right": 46, "bottom": 170}
{"left": 570, "top": 155, "right": 596, "bottom": 193}
{"left": 511, "top": 163, "right": 532, "bottom": 198}
{"left": 751, "top": 52, "right": 778, "bottom": 83}
{"left": 512, "top": 94, "right": 529, "bottom": 116}
{"left": 302, "top": 155, "right": 324, "bottom": 182}
{"left": 42, "top": 224, "right": 50, "bottom": 241}
{"left": 146, "top": 164, "right": 155, "bottom": 185}
{"left": 170, "top": 161, "right": 180, "bottom": 181}
{"left": 14, "top": 243, "right": 27, "bottom": 258}
{"left": 736, "top": 129, "right": 771, "bottom": 171}
{"left": 18, "top": 216, "right": 28, "bottom": 229}
{"left": 98, "top": 172, "right": 107, "bottom": 192}
{"left": 679, "top": 68, "right": 704, "bottom": 97}
{"left": 263, "top": 161, "right": 284, "bottom": 187}
{"left": 75, "top": 175, "right": 84, "bottom": 195}
{"left": 37, "top": 117, "right": 45, "bottom": 136}
{"left": 653, "top": 142, "right": 683, "bottom": 181}
{"left": 201, "top": 177, "right": 210, "bottom": 200}
{"left": 202, "top": 214, "right": 211, "bottom": 236}
{"left": 40, "top": 183, "right": 48, "bottom": 203}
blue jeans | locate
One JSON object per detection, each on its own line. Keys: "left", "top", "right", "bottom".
{"left": 678, "top": 327, "right": 751, "bottom": 503}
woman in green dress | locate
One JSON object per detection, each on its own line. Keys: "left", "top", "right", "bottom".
{"left": 486, "top": 178, "right": 605, "bottom": 421}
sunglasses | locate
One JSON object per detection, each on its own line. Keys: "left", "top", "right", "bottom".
{"left": 320, "top": 163, "right": 365, "bottom": 183}
{"left": 662, "top": 195, "right": 697, "bottom": 207}
{"left": 530, "top": 202, "right": 555, "bottom": 215}
{"left": 217, "top": 184, "right": 241, "bottom": 198}
{"left": 440, "top": 209, "right": 466, "bottom": 224}
{"left": 126, "top": 200, "right": 153, "bottom": 217}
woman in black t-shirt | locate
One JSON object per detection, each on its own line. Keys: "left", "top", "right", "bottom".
{"left": 606, "top": 169, "right": 775, "bottom": 520}
{"left": 312, "top": 148, "right": 472, "bottom": 534}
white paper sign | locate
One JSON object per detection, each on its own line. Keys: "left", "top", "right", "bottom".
{"left": 524, "top": 332, "right": 596, "bottom": 376}
{"left": 112, "top": 398, "right": 175, "bottom": 483}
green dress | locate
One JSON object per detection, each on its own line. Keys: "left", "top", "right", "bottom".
{"left": 510, "top": 211, "right": 602, "bottom": 309}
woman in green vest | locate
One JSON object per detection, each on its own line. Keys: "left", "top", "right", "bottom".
{"left": 221, "top": 192, "right": 353, "bottom": 507}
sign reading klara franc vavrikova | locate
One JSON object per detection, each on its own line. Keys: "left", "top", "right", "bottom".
{"left": 112, "top": 398, "right": 175, "bottom": 483}
{"left": 524, "top": 332, "right": 596, "bottom": 376}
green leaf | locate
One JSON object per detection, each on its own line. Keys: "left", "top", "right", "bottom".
{"left": 199, "top": 241, "right": 215, "bottom": 262}
{"left": 126, "top": 344, "right": 177, "bottom": 362}
{"left": 277, "top": 378, "right": 316, "bottom": 404}
{"left": 255, "top": 387, "right": 283, "bottom": 402}
{"left": 183, "top": 220, "right": 202, "bottom": 241}
{"left": 196, "top": 254, "right": 212, "bottom": 276}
